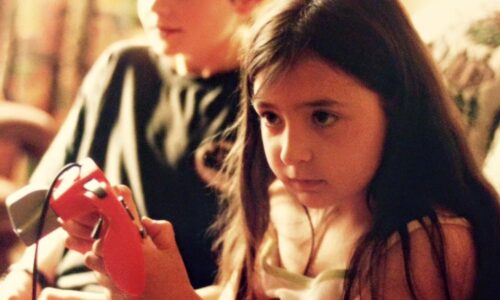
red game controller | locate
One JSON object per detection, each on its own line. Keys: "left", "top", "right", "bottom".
{"left": 50, "top": 158, "right": 145, "bottom": 296}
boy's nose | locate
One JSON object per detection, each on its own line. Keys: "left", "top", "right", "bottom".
{"left": 151, "top": 0, "right": 172, "bottom": 14}
{"left": 279, "top": 128, "right": 312, "bottom": 165}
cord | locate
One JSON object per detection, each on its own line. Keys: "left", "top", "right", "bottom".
{"left": 32, "top": 162, "right": 81, "bottom": 300}
{"left": 302, "top": 205, "right": 315, "bottom": 276}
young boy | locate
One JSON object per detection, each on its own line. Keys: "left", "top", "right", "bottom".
{"left": 0, "top": 0, "right": 268, "bottom": 298}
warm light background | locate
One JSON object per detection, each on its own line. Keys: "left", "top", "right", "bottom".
{"left": 0, "top": 0, "right": 141, "bottom": 119}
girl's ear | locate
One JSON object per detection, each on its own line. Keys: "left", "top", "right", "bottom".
{"left": 231, "top": 0, "right": 263, "bottom": 15}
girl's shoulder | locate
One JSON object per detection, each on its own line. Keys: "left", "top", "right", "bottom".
{"left": 388, "top": 210, "right": 471, "bottom": 247}
{"left": 381, "top": 211, "right": 475, "bottom": 299}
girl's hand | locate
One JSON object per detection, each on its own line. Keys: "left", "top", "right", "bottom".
{"left": 60, "top": 210, "right": 100, "bottom": 254}
{"left": 138, "top": 217, "right": 201, "bottom": 299}
{"left": 82, "top": 211, "right": 201, "bottom": 299}
{"left": 85, "top": 217, "right": 201, "bottom": 299}
{"left": 61, "top": 185, "right": 140, "bottom": 254}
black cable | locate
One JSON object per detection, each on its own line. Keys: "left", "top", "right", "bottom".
{"left": 32, "top": 162, "right": 81, "bottom": 300}
{"left": 302, "top": 205, "right": 315, "bottom": 276}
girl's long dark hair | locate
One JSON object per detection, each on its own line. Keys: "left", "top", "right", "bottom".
{"left": 215, "top": 0, "right": 500, "bottom": 299}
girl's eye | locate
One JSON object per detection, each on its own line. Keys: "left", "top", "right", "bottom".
{"left": 259, "top": 112, "right": 281, "bottom": 127}
{"left": 312, "top": 111, "right": 338, "bottom": 127}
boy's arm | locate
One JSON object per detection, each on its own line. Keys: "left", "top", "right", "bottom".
{"left": 38, "top": 288, "right": 108, "bottom": 300}
{"left": 195, "top": 285, "right": 223, "bottom": 300}
{"left": 0, "top": 228, "right": 66, "bottom": 299}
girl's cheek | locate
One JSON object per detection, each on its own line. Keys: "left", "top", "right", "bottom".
{"left": 263, "top": 140, "right": 282, "bottom": 174}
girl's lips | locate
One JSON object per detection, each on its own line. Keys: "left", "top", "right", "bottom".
{"left": 286, "top": 178, "right": 326, "bottom": 192}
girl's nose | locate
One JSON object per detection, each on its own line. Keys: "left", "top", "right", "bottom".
{"left": 279, "top": 127, "right": 312, "bottom": 165}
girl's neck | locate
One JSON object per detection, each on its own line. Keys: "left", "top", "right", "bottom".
{"left": 302, "top": 199, "right": 371, "bottom": 276}
{"left": 269, "top": 180, "right": 373, "bottom": 276}
{"left": 314, "top": 189, "right": 373, "bottom": 231}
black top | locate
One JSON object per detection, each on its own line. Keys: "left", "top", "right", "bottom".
{"left": 30, "top": 39, "right": 240, "bottom": 291}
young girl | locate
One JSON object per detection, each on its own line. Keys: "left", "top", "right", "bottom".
{"left": 64, "top": 0, "right": 500, "bottom": 299}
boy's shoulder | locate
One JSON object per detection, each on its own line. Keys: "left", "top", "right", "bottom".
{"left": 79, "top": 37, "right": 165, "bottom": 104}
{"left": 82, "top": 37, "right": 168, "bottom": 90}
{"left": 99, "top": 37, "right": 161, "bottom": 68}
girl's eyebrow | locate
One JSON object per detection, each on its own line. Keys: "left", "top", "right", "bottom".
{"left": 251, "top": 98, "right": 273, "bottom": 108}
{"left": 252, "top": 98, "right": 344, "bottom": 109}
{"left": 302, "top": 99, "right": 344, "bottom": 108}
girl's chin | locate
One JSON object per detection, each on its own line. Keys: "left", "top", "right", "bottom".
{"left": 292, "top": 191, "right": 335, "bottom": 209}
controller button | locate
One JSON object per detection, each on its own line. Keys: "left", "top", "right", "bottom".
{"left": 117, "top": 196, "right": 135, "bottom": 220}
{"left": 139, "top": 227, "right": 147, "bottom": 239}
{"left": 91, "top": 217, "right": 104, "bottom": 240}
{"left": 83, "top": 179, "right": 108, "bottom": 198}
{"left": 125, "top": 206, "right": 135, "bottom": 220}
{"left": 118, "top": 196, "right": 127, "bottom": 207}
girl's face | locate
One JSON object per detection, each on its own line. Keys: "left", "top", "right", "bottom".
{"left": 137, "top": 0, "right": 240, "bottom": 57}
{"left": 252, "top": 57, "right": 387, "bottom": 209}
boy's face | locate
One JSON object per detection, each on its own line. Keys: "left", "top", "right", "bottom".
{"left": 252, "top": 57, "right": 387, "bottom": 210}
{"left": 137, "top": 0, "right": 242, "bottom": 58}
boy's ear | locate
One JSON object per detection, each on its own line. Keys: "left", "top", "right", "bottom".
{"left": 231, "top": 0, "right": 263, "bottom": 15}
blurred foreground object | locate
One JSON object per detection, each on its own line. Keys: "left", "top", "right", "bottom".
{"left": 0, "top": 101, "right": 56, "bottom": 273}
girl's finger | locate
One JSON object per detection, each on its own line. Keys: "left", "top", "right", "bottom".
{"left": 65, "top": 236, "right": 93, "bottom": 254}
{"left": 114, "top": 184, "right": 142, "bottom": 229}
{"left": 58, "top": 211, "right": 101, "bottom": 228}
{"left": 84, "top": 251, "right": 106, "bottom": 274}
{"left": 92, "top": 239, "right": 104, "bottom": 257}
{"left": 141, "top": 217, "right": 175, "bottom": 250}
{"left": 59, "top": 219, "right": 95, "bottom": 241}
